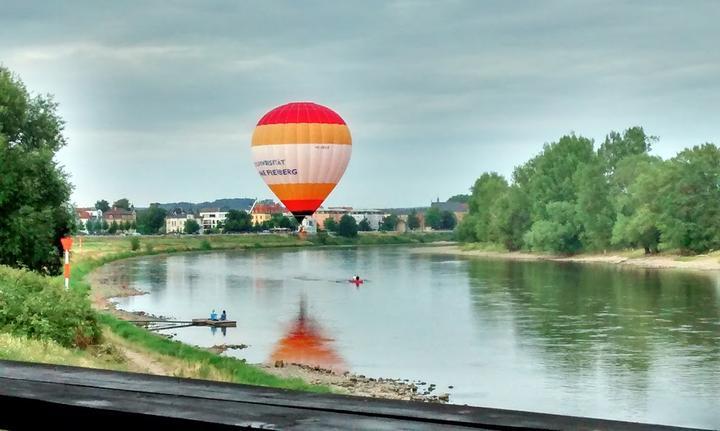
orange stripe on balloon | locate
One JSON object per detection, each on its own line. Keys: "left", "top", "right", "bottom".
{"left": 269, "top": 183, "right": 337, "bottom": 201}
{"left": 252, "top": 123, "right": 351, "bottom": 146}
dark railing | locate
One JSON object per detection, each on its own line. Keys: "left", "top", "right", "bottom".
{"left": 0, "top": 360, "right": 706, "bottom": 430}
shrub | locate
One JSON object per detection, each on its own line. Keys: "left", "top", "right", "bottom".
{"left": 144, "top": 243, "right": 154, "bottom": 253}
{"left": 0, "top": 266, "right": 101, "bottom": 348}
{"left": 130, "top": 237, "right": 141, "bottom": 251}
{"left": 200, "top": 239, "right": 212, "bottom": 250}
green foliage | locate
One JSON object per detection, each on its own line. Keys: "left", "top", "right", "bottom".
{"left": 337, "top": 214, "right": 358, "bottom": 238}
{"left": 0, "top": 66, "right": 76, "bottom": 274}
{"left": 144, "top": 243, "right": 154, "bottom": 253}
{"left": 655, "top": 144, "right": 720, "bottom": 253}
{"left": 323, "top": 218, "right": 338, "bottom": 233}
{"left": 379, "top": 214, "right": 399, "bottom": 232}
{"left": 440, "top": 211, "right": 456, "bottom": 230}
{"left": 200, "top": 239, "right": 212, "bottom": 250}
{"left": 108, "top": 221, "right": 118, "bottom": 234}
{"left": 0, "top": 265, "right": 101, "bottom": 348}
{"left": 358, "top": 218, "right": 372, "bottom": 232}
{"left": 524, "top": 202, "right": 582, "bottom": 254}
{"left": 425, "top": 206, "right": 442, "bottom": 230}
{"left": 468, "top": 172, "right": 508, "bottom": 241}
{"left": 136, "top": 204, "right": 167, "bottom": 234}
{"left": 112, "top": 198, "right": 131, "bottom": 210}
{"left": 456, "top": 127, "right": 706, "bottom": 255}
{"left": 95, "top": 200, "right": 110, "bottom": 212}
{"left": 407, "top": 211, "right": 420, "bottom": 230}
{"left": 184, "top": 219, "right": 201, "bottom": 234}
{"left": 129, "top": 237, "right": 140, "bottom": 251}
{"left": 223, "top": 210, "right": 252, "bottom": 233}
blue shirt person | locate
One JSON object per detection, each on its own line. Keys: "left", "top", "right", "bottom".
{"left": 210, "top": 309, "right": 218, "bottom": 321}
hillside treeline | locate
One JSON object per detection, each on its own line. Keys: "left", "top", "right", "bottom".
{"left": 458, "top": 127, "right": 720, "bottom": 255}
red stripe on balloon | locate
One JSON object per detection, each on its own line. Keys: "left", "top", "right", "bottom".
{"left": 257, "top": 102, "right": 346, "bottom": 126}
{"left": 281, "top": 199, "right": 325, "bottom": 214}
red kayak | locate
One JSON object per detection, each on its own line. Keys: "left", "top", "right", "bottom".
{"left": 349, "top": 279, "right": 364, "bottom": 285}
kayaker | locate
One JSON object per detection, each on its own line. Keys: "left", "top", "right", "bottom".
{"left": 220, "top": 310, "right": 227, "bottom": 321}
{"left": 210, "top": 309, "right": 218, "bottom": 321}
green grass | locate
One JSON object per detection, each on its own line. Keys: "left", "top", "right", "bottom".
{"left": 0, "top": 332, "right": 126, "bottom": 370}
{"left": 98, "top": 314, "right": 330, "bottom": 392}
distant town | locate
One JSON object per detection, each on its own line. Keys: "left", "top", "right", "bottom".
{"left": 74, "top": 196, "right": 468, "bottom": 236}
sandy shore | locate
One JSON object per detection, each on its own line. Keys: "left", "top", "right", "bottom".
{"left": 412, "top": 245, "right": 720, "bottom": 272}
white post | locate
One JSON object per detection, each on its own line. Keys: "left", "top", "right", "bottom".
{"left": 64, "top": 250, "right": 70, "bottom": 290}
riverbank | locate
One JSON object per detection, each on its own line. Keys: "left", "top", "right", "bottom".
{"left": 80, "top": 233, "right": 453, "bottom": 402}
{"left": 412, "top": 244, "right": 720, "bottom": 272}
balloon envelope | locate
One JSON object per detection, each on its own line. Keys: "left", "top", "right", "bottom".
{"left": 251, "top": 102, "right": 352, "bottom": 221}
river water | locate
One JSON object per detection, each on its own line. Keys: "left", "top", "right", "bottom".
{"left": 111, "top": 246, "right": 720, "bottom": 428}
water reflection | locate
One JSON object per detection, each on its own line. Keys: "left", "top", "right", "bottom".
{"left": 269, "top": 297, "right": 346, "bottom": 372}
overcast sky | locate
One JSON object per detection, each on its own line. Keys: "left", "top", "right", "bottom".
{"left": 1, "top": 1, "right": 719, "bottom": 208}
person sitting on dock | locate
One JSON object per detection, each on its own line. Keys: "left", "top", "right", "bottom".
{"left": 210, "top": 309, "right": 218, "bottom": 321}
{"left": 220, "top": 310, "right": 227, "bottom": 321}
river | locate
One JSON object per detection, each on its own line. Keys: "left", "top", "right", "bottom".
{"left": 110, "top": 246, "right": 720, "bottom": 428}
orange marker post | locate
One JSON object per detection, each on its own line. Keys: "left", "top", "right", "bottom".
{"left": 60, "top": 237, "right": 73, "bottom": 289}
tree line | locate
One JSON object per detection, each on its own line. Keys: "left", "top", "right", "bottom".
{"left": 458, "top": 127, "right": 720, "bottom": 255}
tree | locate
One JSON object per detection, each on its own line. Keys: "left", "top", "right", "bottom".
{"left": 95, "top": 200, "right": 110, "bottom": 212}
{"left": 655, "top": 144, "right": 720, "bottom": 253}
{"left": 574, "top": 161, "right": 614, "bottom": 250}
{"left": 468, "top": 172, "right": 508, "bottom": 241}
{"left": 598, "top": 127, "right": 654, "bottom": 175}
{"left": 487, "top": 186, "right": 531, "bottom": 250}
{"left": 184, "top": 219, "right": 200, "bottom": 234}
{"left": 407, "top": 211, "right": 420, "bottom": 230}
{"left": 447, "top": 194, "right": 470, "bottom": 203}
{"left": 85, "top": 219, "right": 95, "bottom": 234}
{"left": 337, "top": 214, "right": 358, "bottom": 238}
{"left": 323, "top": 218, "right": 338, "bottom": 233}
{"left": 524, "top": 201, "right": 582, "bottom": 254}
{"left": 136, "top": 204, "right": 167, "bottom": 234}
{"left": 224, "top": 210, "right": 252, "bottom": 233}
{"left": 379, "top": 214, "right": 398, "bottom": 232}
{"left": 101, "top": 219, "right": 109, "bottom": 232}
{"left": 112, "top": 198, "right": 131, "bottom": 210}
{"left": 358, "top": 218, "right": 372, "bottom": 231}
{"left": 424, "top": 206, "right": 442, "bottom": 230}
{"left": 108, "top": 221, "right": 119, "bottom": 234}
{"left": 440, "top": 211, "right": 456, "bottom": 230}
{"left": 0, "top": 66, "right": 76, "bottom": 274}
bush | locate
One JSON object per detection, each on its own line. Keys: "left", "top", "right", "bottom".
{"left": 130, "top": 237, "right": 141, "bottom": 251}
{"left": 200, "top": 239, "right": 212, "bottom": 250}
{"left": 0, "top": 266, "right": 101, "bottom": 348}
{"left": 144, "top": 243, "right": 154, "bottom": 253}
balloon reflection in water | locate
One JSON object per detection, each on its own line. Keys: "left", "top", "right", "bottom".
{"left": 269, "top": 297, "right": 346, "bottom": 372}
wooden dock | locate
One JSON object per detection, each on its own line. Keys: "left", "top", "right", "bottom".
{"left": 0, "top": 360, "right": 708, "bottom": 430}
{"left": 127, "top": 318, "right": 237, "bottom": 331}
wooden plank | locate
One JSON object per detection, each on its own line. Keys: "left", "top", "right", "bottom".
{"left": 0, "top": 360, "right": 708, "bottom": 431}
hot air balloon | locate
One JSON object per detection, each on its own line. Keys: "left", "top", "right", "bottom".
{"left": 251, "top": 102, "right": 352, "bottom": 223}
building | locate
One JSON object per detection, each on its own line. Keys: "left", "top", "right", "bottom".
{"left": 103, "top": 208, "right": 136, "bottom": 225}
{"left": 348, "top": 209, "right": 386, "bottom": 231}
{"left": 250, "top": 201, "right": 286, "bottom": 226}
{"left": 300, "top": 217, "right": 318, "bottom": 234}
{"left": 165, "top": 208, "right": 196, "bottom": 233}
{"left": 199, "top": 207, "right": 229, "bottom": 231}
{"left": 313, "top": 207, "right": 352, "bottom": 230}
{"left": 430, "top": 199, "right": 469, "bottom": 222}
{"left": 75, "top": 207, "right": 100, "bottom": 230}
